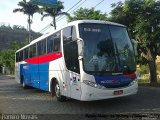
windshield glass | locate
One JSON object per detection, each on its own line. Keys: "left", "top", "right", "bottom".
{"left": 79, "top": 23, "right": 136, "bottom": 75}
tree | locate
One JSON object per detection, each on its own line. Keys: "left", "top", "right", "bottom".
{"left": 0, "top": 41, "right": 24, "bottom": 74}
{"left": 110, "top": 0, "right": 160, "bottom": 85}
{"left": 68, "top": 8, "right": 108, "bottom": 22}
{"left": 40, "top": 1, "right": 69, "bottom": 30}
{"left": 13, "top": 0, "right": 39, "bottom": 43}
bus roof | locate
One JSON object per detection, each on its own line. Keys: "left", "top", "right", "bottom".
{"left": 16, "top": 20, "right": 126, "bottom": 53}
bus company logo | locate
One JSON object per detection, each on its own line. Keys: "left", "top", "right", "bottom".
{"left": 23, "top": 66, "right": 29, "bottom": 70}
{"left": 101, "top": 80, "right": 119, "bottom": 84}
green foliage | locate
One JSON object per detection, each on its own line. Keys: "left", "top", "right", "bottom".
{"left": 139, "top": 65, "right": 149, "bottom": 75}
{"left": 110, "top": 0, "right": 160, "bottom": 61}
{"left": 13, "top": 0, "right": 39, "bottom": 43}
{"left": 109, "top": 0, "right": 160, "bottom": 84}
{"left": 0, "top": 25, "right": 41, "bottom": 51}
{"left": 13, "top": 0, "right": 39, "bottom": 17}
{"left": 68, "top": 8, "right": 108, "bottom": 22}
{"left": 0, "top": 41, "right": 25, "bottom": 74}
{"left": 40, "top": 1, "right": 69, "bottom": 30}
{"left": 0, "top": 50, "right": 14, "bottom": 73}
{"left": 0, "top": 25, "right": 40, "bottom": 74}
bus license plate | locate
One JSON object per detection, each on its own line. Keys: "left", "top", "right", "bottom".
{"left": 114, "top": 90, "right": 123, "bottom": 95}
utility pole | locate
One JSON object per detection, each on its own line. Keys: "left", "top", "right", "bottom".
{"left": 28, "top": 15, "right": 32, "bottom": 43}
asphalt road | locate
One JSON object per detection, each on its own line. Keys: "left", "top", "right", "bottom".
{"left": 0, "top": 75, "right": 160, "bottom": 119}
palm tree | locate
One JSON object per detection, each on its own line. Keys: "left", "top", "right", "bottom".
{"left": 13, "top": 0, "right": 39, "bottom": 43}
{"left": 41, "top": 1, "right": 69, "bottom": 30}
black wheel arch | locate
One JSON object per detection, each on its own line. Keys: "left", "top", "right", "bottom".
{"left": 20, "top": 75, "right": 24, "bottom": 84}
{"left": 50, "top": 78, "right": 58, "bottom": 96}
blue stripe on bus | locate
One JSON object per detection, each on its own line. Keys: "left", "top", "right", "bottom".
{"left": 20, "top": 63, "right": 49, "bottom": 91}
{"left": 95, "top": 75, "right": 134, "bottom": 88}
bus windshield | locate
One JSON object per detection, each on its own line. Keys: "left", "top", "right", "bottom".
{"left": 79, "top": 23, "right": 136, "bottom": 75}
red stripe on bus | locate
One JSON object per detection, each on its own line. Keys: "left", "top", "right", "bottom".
{"left": 25, "top": 52, "right": 62, "bottom": 64}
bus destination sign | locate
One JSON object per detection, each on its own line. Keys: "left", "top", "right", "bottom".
{"left": 31, "top": 0, "right": 57, "bottom": 7}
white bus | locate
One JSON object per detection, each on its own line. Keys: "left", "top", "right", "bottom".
{"left": 15, "top": 20, "right": 138, "bottom": 101}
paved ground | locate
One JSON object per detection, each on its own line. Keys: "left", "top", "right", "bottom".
{"left": 0, "top": 75, "right": 160, "bottom": 119}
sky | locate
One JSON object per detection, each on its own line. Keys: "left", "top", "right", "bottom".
{"left": 0, "top": 0, "right": 124, "bottom": 34}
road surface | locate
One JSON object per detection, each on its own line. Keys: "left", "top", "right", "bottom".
{"left": 0, "top": 75, "right": 160, "bottom": 120}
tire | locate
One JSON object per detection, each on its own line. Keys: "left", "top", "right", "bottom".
{"left": 21, "top": 76, "right": 27, "bottom": 89}
{"left": 54, "top": 81, "right": 67, "bottom": 102}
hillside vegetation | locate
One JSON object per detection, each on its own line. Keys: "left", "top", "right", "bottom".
{"left": 0, "top": 25, "right": 41, "bottom": 50}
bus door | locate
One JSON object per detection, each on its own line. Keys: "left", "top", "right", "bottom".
{"left": 63, "top": 26, "right": 81, "bottom": 99}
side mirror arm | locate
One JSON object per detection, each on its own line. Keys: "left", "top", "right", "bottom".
{"left": 77, "top": 38, "right": 84, "bottom": 57}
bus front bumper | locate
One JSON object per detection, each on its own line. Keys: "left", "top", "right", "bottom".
{"left": 80, "top": 80, "right": 138, "bottom": 101}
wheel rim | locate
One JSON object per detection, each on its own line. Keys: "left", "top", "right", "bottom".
{"left": 55, "top": 83, "right": 60, "bottom": 98}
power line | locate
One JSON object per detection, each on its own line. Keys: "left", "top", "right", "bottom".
{"left": 39, "top": 0, "right": 83, "bottom": 33}
{"left": 93, "top": 0, "right": 104, "bottom": 8}
{"left": 55, "top": 0, "right": 83, "bottom": 23}
{"left": 39, "top": 25, "right": 51, "bottom": 33}
{"left": 57, "top": 0, "right": 87, "bottom": 23}
{"left": 57, "top": 0, "right": 104, "bottom": 24}
{"left": 39, "top": 0, "right": 104, "bottom": 33}
{"left": 93, "top": 0, "right": 105, "bottom": 20}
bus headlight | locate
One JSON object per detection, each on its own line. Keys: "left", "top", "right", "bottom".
{"left": 83, "top": 80, "right": 106, "bottom": 89}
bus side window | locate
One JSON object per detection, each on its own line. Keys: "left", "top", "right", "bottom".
{"left": 24, "top": 48, "right": 29, "bottom": 60}
{"left": 29, "top": 44, "right": 36, "bottom": 58}
{"left": 38, "top": 39, "right": 46, "bottom": 56}
{"left": 63, "top": 26, "right": 72, "bottom": 44}
{"left": 16, "top": 52, "right": 19, "bottom": 62}
{"left": 19, "top": 51, "right": 23, "bottom": 61}
{"left": 47, "top": 36, "right": 54, "bottom": 54}
{"left": 53, "top": 32, "right": 61, "bottom": 52}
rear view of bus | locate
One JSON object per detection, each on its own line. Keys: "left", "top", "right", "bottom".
{"left": 76, "top": 20, "right": 138, "bottom": 101}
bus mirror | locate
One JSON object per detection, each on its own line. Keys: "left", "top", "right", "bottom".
{"left": 77, "top": 38, "right": 84, "bottom": 57}
{"left": 131, "top": 39, "right": 138, "bottom": 56}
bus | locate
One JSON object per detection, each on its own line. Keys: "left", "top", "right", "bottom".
{"left": 15, "top": 20, "right": 138, "bottom": 101}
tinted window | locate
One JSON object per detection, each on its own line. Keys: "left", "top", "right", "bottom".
{"left": 29, "top": 44, "right": 36, "bottom": 58}
{"left": 47, "top": 36, "right": 54, "bottom": 54}
{"left": 63, "top": 26, "right": 79, "bottom": 73}
{"left": 53, "top": 32, "right": 61, "bottom": 52}
{"left": 24, "top": 48, "right": 29, "bottom": 60}
{"left": 63, "top": 26, "right": 72, "bottom": 44}
{"left": 109, "top": 25, "right": 136, "bottom": 72}
{"left": 79, "top": 23, "right": 136, "bottom": 74}
{"left": 19, "top": 51, "right": 23, "bottom": 61}
{"left": 16, "top": 52, "right": 19, "bottom": 62}
{"left": 38, "top": 40, "right": 46, "bottom": 56}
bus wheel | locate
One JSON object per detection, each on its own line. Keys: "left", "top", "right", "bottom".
{"left": 22, "top": 77, "right": 27, "bottom": 89}
{"left": 55, "top": 81, "right": 67, "bottom": 102}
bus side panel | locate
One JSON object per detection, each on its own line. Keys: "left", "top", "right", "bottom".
{"left": 15, "top": 62, "right": 20, "bottom": 83}
{"left": 49, "top": 57, "right": 68, "bottom": 96}
{"left": 22, "top": 63, "right": 32, "bottom": 86}
{"left": 38, "top": 53, "right": 64, "bottom": 91}
{"left": 25, "top": 58, "right": 40, "bottom": 88}
{"left": 39, "top": 63, "right": 49, "bottom": 91}
{"left": 68, "top": 71, "right": 81, "bottom": 100}
{"left": 29, "top": 63, "right": 39, "bottom": 89}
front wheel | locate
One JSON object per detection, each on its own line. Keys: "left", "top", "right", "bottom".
{"left": 54, "top": 81, "right": 67, "bottom": 102}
